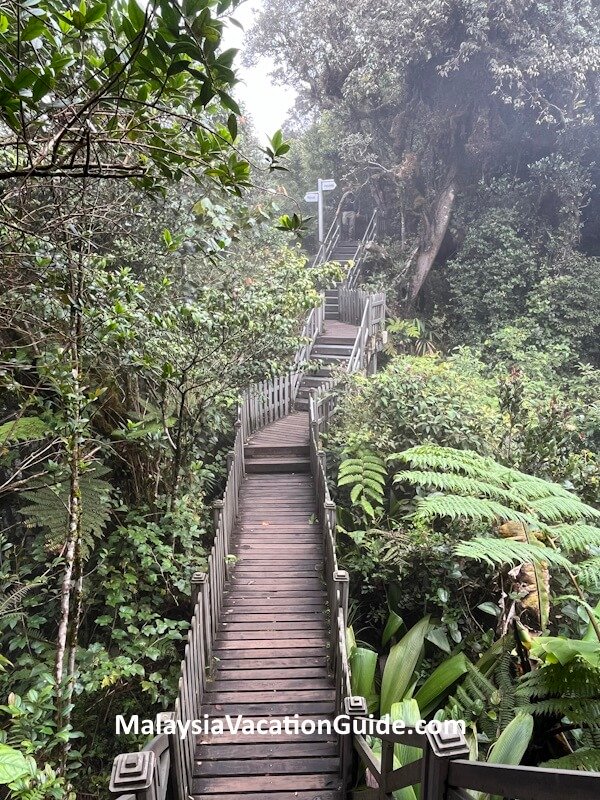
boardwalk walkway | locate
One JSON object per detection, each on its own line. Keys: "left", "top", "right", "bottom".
{"left": 192, "top": 414, "right": 339, "bottom": 799}
{"left": 192, "top": 312, "right": 360, "bottom": 799}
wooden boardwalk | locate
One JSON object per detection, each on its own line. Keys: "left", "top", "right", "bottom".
{"left": 192, "top": 413, "right": 342, "bottom": 800}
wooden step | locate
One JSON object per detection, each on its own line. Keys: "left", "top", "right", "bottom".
{"left": 245, "top": 457, "right": 310, "bottom": 474}
{"left": 245, "top": 444, "right": 309, "bottom": 459}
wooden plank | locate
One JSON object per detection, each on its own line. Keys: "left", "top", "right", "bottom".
{"left": 207, "top": 678, "right": 333, "bottom": 691}
{"left": 214, "top": 664, "right": 329, "bottom": 677}
{"left": 203, "top": 689, "right": 335, "bottom": 703}
{"left": 192, "top": 774, "right": 341, "bottom": 794}
{"left": 212, "top": 650, "right": 327, "bottom": 662}
{"left": 194, "top": 757, "right": 340, "bottom": 777}
{"left": 191, "top": 792, "right": 340, "bottom": 800}
{"left": 219, "top": 622, "right": 326, "bottom": 632}
{"left": 202, "top": 701, "right": 335, "bottom": 715}
{"left": 217, "top": 630, "right": 327, "bottom": 642}
{"left": 195, "top": 741, "right": 339, "bottom": 760}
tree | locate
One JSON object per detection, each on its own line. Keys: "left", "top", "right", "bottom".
{"left": 248, "top": 0, "right": 600, "bottom": 307}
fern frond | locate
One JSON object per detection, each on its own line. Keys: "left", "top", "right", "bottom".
{"left": 393, "top": 470, "right": 516, "bottom": 504}
{"left": 551, "top": 523, "right": 600, "bottom": 553}
{"left": 541, "top": 748, "right": 600, "bottom": 772}
{"left": 575, "top": 558, "right": 600, "bottom": 592}
{"left": 455, "top": 537, "right": 572, "bottom": 569}
{"left": 390, "top": 446, "right": 511, "bottom": 482}
{"left": 0, "top": 416, "right": 49, "bottom": 444}
{"left": 21, "top": 465, "right": 113, "bottom": 555}
{"left": 0, "top": 580, "right": 44, "bottom": 617}
{"left": 519, "top": 698, "right": 600, "bottom": 720}
{"left": 414, "top": 495, "right": 532, "bottom": 526}
{"left": 529, "top": 495, "right": 600, "bottom": 523}
{"left": 510, "top": 476, "right": 575, "bottom": 501}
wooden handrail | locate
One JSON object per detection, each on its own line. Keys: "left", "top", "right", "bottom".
{"left": 313, "top": 214, "right": 342, "bottom": 266}
{"left": 345, "top": 209, "right": 378, "bottom": 289}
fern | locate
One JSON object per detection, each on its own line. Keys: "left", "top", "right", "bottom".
{"left": 528, "top": 495, "right": 600, "bottom": 523}
{"left": 455, "top": 538, "right": 572, "bottom": 569}
{"left": 393, "top": 470, "right": 517, "bottom": 504}
{"left": 390, "top": 445, "right": 512, "bottom": 481}
{"left": 391, "top": 445, "right": 600, "bottom": 578}
{"left": 541, "top": 748, "right": 600, "bottom": 772}
{"left": 0, "top": 416, "right": 49, "bottom": 444}
{"left": 552, "top": 523, "right": 600, "bottom": 552}
{"left": 414, "top": 494, "right": 534, "bottom": 527}
{"left": 21, "top": 464, "right": 113, "bottom": 554}
{"left": 574, "top": 558, "right": 600, "bottom": 592}
{"left": 338, "top": 452, "right": 386, "bottom": 519}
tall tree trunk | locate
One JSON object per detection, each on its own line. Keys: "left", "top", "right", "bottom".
{"left": 55, "top": 241, "right": 84, "bottom": 771}
{"left": 405, "top": 180, "right": 456, "bottom": 309}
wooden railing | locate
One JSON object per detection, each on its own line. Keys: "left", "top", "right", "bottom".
{"left": 239, "top": 372, "right": 301, "bottom": 437}
{"left": 346, "top": 708, "right": 600, "bottom": 800}
{"left": 110, "top": 414, "right": 246, "bottom": 800}
{"left": 313, "top": 213, "right": 342, "bottom": 266}
{"left": 339, "top": 289, "right": 386, "bottom": 374}
{"left": 294, "top": 296, "right": 325, "bottom": 367}
{"left": 309, "top": 382, "right": 600, "bottom": 800}
{"left": 345, "top": 209, "right": 378, "bottom": 289}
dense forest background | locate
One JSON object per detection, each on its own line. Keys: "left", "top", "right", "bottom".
{"left": 0, "top": 0, "right": 599, "bottom": 796}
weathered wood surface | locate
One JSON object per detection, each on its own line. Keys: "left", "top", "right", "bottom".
{"left": 192, "top": 414, "right": 342, "bottom": 799}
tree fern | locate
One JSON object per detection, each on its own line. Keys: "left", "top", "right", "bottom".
{"left": 414, "top": 495, "right": 534, "bottom": 527}
{"left": 455, "top": 538, "right": 572, "bottom": 569}
{"left": 21, "top": 465, "right": 113, "bottom": 554}
{"left": 541, "top": 748, "right": 600, "bottom": 772}
{"left": 391, "top": 445, "right": 600, "bottom": 581}
{"left": 338, "top": 452, "right": 386, "bottom": 519}
{"left": 551, "top": 524, "right": 600, "bottom": 552}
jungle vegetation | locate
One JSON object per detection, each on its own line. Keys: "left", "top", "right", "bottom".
{"left": 0, "top": 0, "right": 598, "bottom": 796}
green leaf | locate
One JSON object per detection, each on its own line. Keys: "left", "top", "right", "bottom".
{"left": 486, "top": 712, "right": 533, "bottom": 800}
{"left": 350, "top": 646, "right": 377, "bottom": 699}
{"left": 380, "top": 616, "right": 430, "bottom": 715}
{"left": 85, "top": 2, "right": 106, "bottom": 24}
{"left": 128, "top": 0, "right": 146, "bottom": 30}
{"left": 0, "top": 744, "right": 28, "bottom": 784}
{"left": 382, "top": 610, "right": 404, "bottom": 647}
{"left": 390, "top": 699, "right": 421, "bottom": 800}
{"left": 0, "top": 416, "right": 48, "bottom": 443}
{"left": 227, "top": 113, "right": 238, "bottom": 140}
{"left": 414, "top": 653, "right": 469, "bottom": 717}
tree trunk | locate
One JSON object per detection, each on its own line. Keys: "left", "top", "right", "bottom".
{"left": 405, "top": 180, "right": 456, "bottom": 309}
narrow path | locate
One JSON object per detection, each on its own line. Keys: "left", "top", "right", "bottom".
{"left": 192, "top": 413, "right": 342, "bottom": 800}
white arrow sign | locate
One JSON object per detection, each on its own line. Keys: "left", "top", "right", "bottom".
{"left": 321, "top": 178, "right": 336, "bottom": 191}
{"left": 304, "top": 191, "right": 319, "bottom": 202}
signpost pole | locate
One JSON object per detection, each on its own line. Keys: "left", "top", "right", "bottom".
{"left": 317, "top": 178, "right": 324, "bottom": 244}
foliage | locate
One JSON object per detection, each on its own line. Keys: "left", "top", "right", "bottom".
{"left": 338, "top": 452, "right": 386, "bottom": 520}
{"left": 331, "top": 353, "right": 502, "bottom": 458}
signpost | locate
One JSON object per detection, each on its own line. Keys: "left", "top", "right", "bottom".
{"left": 304, "top": 178, "right": 337, "bottom": 243}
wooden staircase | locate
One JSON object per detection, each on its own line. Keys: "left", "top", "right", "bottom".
{"left": 192, "top": 413, "right": 342, "bottom": 800}
{"left": 294, "top": 242, "right": 362, "bottom": 413}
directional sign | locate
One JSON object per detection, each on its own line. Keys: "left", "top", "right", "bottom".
{"left": 304, "top": 191, "right": 319, "bottom": 202}
{"left": 321, "top": 178, "right": 337, "bottom": 191}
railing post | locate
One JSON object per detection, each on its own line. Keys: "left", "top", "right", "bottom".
{"left": 110, "top": 750, "right": 157, "bottom": 800}
{"left": 195, "top": 572, "right": 212, "bottom": 666}
{"left": 333, "top": 569, "right": 349, "bottom": 628}
{"left": 420, "top": 723, "right": 470, "bottom": 800}
{"left": 191, "top": 572, "right": 204, "bottom": 609}
{"left": 325, "top": 500, "right": 337, "bottom": 539}
{"left": 234, "top": 419, "right": 244, "bottom": 475}
{"left": 342, "top": 696, "right": 368, "bottom": 794}
{"left": 226, "top": 449, "right": 234, "bottom": 474}
{"left": 157, "top": 710, "right": 183, "bottom": 800}
{"left": 212, "top": 499, "right": 224, "bottom": 535}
